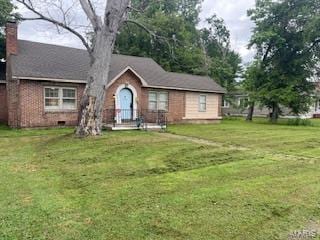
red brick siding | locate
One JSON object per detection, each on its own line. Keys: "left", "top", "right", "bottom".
{"left": 6, "top": 22, "right": 18, "bottom": 56}
{"left": 140, "top": 88, "right": 185, "bottom": 122}
{"left": 104, "top": 70, "right": 185, "bottom": 122}
{"left": 0, "top": 84, "right": 7, "bottom": 123}
{"left": 105, "top": 71, "right": 143, "bottom": 109}
{"left": 7, "top": 79, "right": 20, "bottom": 128}
{"left": 18, "top": 80, "right": 84, "bottom": 127}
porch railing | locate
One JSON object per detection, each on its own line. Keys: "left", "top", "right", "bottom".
{"left": 103, "top": 109, "right": 167, "bottom": 129}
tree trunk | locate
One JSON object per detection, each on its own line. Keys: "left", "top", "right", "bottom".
{"left": 76, "top": 0, "right": 130, "bottom": 137}
{"left": 76, "top": 32, "right": 115, "bottom": 136}
{"left": 270, "top": 103, "right": 279, "bottom": 124}
{"left": 246, "top": 101, "right": 255, "bottom": 121}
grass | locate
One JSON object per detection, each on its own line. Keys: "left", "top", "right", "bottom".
{"left": 1, "top": 119, "right": 320, "bottom": 239}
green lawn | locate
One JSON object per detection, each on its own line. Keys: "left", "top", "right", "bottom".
{"left": 1, "top": 119, "right": 320, "bottom": 239}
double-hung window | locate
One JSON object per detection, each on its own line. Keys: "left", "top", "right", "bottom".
{"left": 148, "top": 91, "right": 168, "bottom": 111}
{"left": 44, "top": 87, "right": 77, "bottom": 110}
{"left": 199, "top": 95, "right": 207, "bottom": 112}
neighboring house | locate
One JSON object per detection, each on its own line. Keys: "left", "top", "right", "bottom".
{"left": 0, "top": 22, "right": 225, "bottom": 129}
{"left": 222, "top": 94, "right": 271, "bottom": 117}
{"left": 222, "top": 89, "right": 320, "bottom": 118}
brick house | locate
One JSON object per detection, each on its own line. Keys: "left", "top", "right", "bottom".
{"left": 0, "top": 22, "right": 226, "bottom": 129}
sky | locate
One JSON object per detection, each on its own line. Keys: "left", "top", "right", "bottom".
{"left": 18, "top": 0, "right": 256, "bottom": 63}
{"left": 200, "top": 0, "right": 256, "bottom": 63}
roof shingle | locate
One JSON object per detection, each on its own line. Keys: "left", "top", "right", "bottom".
{"left": 11, "top": 40, "right": 226, "bottom": 93}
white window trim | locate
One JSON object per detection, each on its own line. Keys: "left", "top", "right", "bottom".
{"left": 148, "top": 91, "right": 169, "bottom": 112}
{"left": 238, "top": 97, "right": 249, "bottom": 108}
{"left": 199, "top": 94, "right": 207, "bottom": 112}
{"left": 44, "top": 87, "right": 77, "bottom": 111}
{"left": 222, "top": 100, "right": 230, "bottom": 108}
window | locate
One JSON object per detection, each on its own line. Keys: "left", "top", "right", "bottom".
{"left": 148, "top": 91, "right": 158, "bottom": 111}
{"left": 62, "top": 88, "right": 76, "bottom": 109}
{"left": 317, "top": 99, "right": 320, "bottom": 111}
{"left": 199, "top": 95, "right": 207, "bottom": 112}
{"left": 238, "top": 97, "right": 249, "bottom": 108}
{"left": 148, "top": 91, "right": 168, "bottom": 111}
{"left": 44, "top": 87, "right": 76, "bottom": 110}
{"left": 222, "top": 100, "right": 230, "bottom": 108}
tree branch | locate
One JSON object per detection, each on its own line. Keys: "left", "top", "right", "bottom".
{"left": 262, "top": 42, "right": 272, "bottom": 62}
{"left": 125, "top": 19, "right": 176, "bottom": 61}
{"left": 125, "top": 19, "right": 155, "bottom": 37}
{"left": 16, "top": 0, "right": 92, "bottom": 54}
{"left": 308, "top": 38, "right": 320, "bottom": 51}
{"left": 79, "top": 0, "right": 101, "bottom": 31}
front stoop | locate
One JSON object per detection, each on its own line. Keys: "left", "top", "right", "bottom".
{"left": 103, "top": 123, "right": 166, "bottom": 131}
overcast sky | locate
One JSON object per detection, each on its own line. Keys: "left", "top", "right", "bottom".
{"left": 18, "top": 0, "right": 256, "bottom": 63}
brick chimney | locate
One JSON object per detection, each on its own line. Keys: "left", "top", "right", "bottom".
{"left": 6, "top": 20, "right": 18, "bottom": 57}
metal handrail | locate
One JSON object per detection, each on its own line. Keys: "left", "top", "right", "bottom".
{"left": 103, "top": 109, "right": 167, "bottom": 129}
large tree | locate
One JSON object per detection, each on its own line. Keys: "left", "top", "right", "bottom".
{"left": 17, "top": 0, "right": 136, "bottom": 136}
{"left": 247, "top": 0, "right": 320, "bottom": 123}
{"left": 0, "top": 0, "right": 15, "bottom": 59}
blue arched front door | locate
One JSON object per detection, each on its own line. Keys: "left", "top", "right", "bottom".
{"left": 119, "top": 88, "right": 133, "bottom": 120}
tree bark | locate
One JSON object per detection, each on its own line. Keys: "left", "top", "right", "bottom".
{"left": 270, "top": 103, "right": 279, "bottom": 124}
{"left": 76, "top": 33, "right": 114, "bottom": 136}
{"left": 76, "top": 0, "right": 130, "bottom": 136}
{"left": 246, "top": 102, "right": 255, "bottom": 121}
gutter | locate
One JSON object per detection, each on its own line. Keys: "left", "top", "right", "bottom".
{"left": 12, "top": 76, "right": 226, "bottom": 94}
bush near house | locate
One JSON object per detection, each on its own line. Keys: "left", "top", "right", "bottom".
{"left": 1, "top": 119, "right": 320, "bottom": 239}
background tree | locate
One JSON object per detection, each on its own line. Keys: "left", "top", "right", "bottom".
{"left": 116, "top": 0, "right": 207, "bottom": 75}
{"left": 116, "top": 6, "right": 242, "bottom": 92}
{"left": 243, "top": 61, "right": 264, "bottom": 121}
{"left": 0, "top": 0, "right": 15, "bottom": 59}
{"left": 248, "top": 0, "right": 320, "bottom": 123}
{"left": 200, "top": 14, "right": 242, "bottom": 93}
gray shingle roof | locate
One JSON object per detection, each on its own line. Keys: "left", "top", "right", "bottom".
{"left": 11, "top": 40, "right": 226, "bottom": 93}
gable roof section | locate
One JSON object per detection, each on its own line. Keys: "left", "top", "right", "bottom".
{"left": 11, "top": 40, "right": 226, "bottom": 93}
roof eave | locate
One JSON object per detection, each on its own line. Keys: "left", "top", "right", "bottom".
{"left": 145, "top": 85, "right": 226, "bottom": 94}
{"left": 12, "top": 76, "right": 87, "bottom": 83}
{"left": 12, "top": 76, "right": 226, "bottom": 93}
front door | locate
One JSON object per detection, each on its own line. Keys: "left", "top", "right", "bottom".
{"left": 119, "top": 88, "right": 133, "bottom": 120}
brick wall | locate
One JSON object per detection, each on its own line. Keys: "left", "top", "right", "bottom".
{"left": 140, "top": 88, "right": 185, "bottom": 122}
{"left": 105, "top": 71, "right": 143, "bottom": 109}
{"left": 18, "top": 80, "right": 85, "bottom": 128}
{"left": 0, "top": 84, "right": 7, "bottom": 123}
{"left": 6, "top": 22, "right": 18, "bottom": 56}
{"left": 7, "top": 79, "right": 20, "bottom": 128}
{"left": 105, "top": 70, "right": 186, "bottom": 123}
